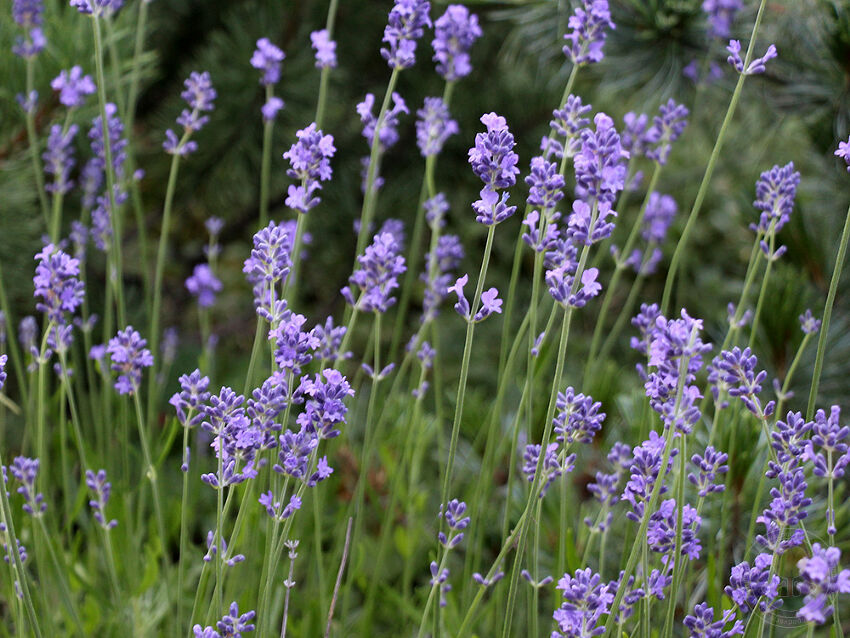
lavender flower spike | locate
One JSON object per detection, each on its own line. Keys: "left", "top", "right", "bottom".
{"left": 416, "top": 97, "right": 458, "bottom": 157}
{"left": 164, "top": 71, "right": 216, "bottom": 156}
{"left": 250, "top": 38, "right": 285, "bottom": 86}
{"left": 311, "top": 29, "right": 337, "bottom": 68}
{"left": 43, "top": 124, "right": 80, "bottom": 195}
{"left": 796, "top": 543, "right": 850, "bottom": 624}
{"left": 185, "top": 264, "right": 222, "bottom": 308}
{"left": 381, "top": 0, "right": 432, "bottom": 70}
{"left": 727, "top": 40, "right": 777, "bottom": 75}
{"left": 563, "top": 0, "right": 615, "bottom": 65}
{"left": 51, "top": 66, "right": 96, "bottom": 108}
{"left": 283, "top": 123, "right": 336, "bottom": 214}
{"left": 432, "top": 4, "right": 482, "bottom": 81}
{"left": 341, "top": 232, "right": 407, "bottom": 314}
{"left": 106, "top": 326, "right": 154, "bottom": 394}
{"left": 85, "top": 469, "right": 117, "bottom": 529}
{"left": 0, "top": 354, "right": 6, "bottom": 390}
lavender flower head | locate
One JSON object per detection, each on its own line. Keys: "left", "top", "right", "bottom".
{"left": 552, "top": 568, "right": 613, "bottom": 637}
{"left": 799, "top": 309, "right": 821, "bottom": 335}
{"left": 51, "top": 67, "right": 96, "bottom": 108}
{"left": 69, "top": 0, "right": 122, "bottom": 17}
{"left": 751, "top": 162, "right": 800, "bottom": 238}
{"left": 683, "top": 603, "right": 743, "bottom": 638}
{"left": 310, "top": 29, "right": 337, "bottom": 68}
{"left": 10, "top": 457, "right": 45, "bottom": 515}
{"left": 416, "top": 97, "right": 458, "bottom": 157}
{"left": 341, "top": 232, "right": 406, "bottom": 313}
{"left": 243, "top": 221, "right": 292, "bottom": 316}
{"left": 544, "top": 237, "right": 602, "bottom": 308}
{"left": 438, "top": 499, "right": 469, "bottom": 549}
{"left": 702, "top": 0, "right": 743, "bottom": 39}
{"left": 725, "top": 554, "right": 780, "bottom": 613}
{"left": 85, "top": 469, "right": 117, "bottom": 529}
{"left": 522, "top": 442, "right": 571, "bottom": 498}
{"left": 422, "top": 233, "right": 464, "bottom": 322}
{"left": 796, "top": 544, "right": 850, "bottom": 624}
{"left": 250, "top": 38, "right": 285, "bottom": 86}
{"left": 33, "top": 243, "right": 85, "bottom": 324}
{"left": 563, "top": 0, "right": 615, "bottom": 65}
{"left": 170, "top": 369, "right": 211, "bottom": 427}
{"left": 357, "top": 92, "right": 409, "bottom": 152}
{"left": 295, "top": 368, "right": 354, "bottom": 440}
{"left": 647, "top": 499, "right": 702, "bottom": 560}
{"left": 727, "top": 40, "right": 777, "bottom": 75}
{"left": 43, "top": 124, "right": 79, "bottom": 195}
{"left": 283, "top": 123, "right": 335, "bottom": 213}
{"left": 432, "top": 4, "right": 482, "bottom": 81}
{"left": 835, "top": 136, "right": 850, "bottom": 172}
{"left": 0, "top": 354, "right": 6, "bottom": 391}
{"left": 12, "top": 0, "right": 45, "bottom": 58}
{"left": 262, "top": 96, "right": 284, "bottom": 123}
{"left": 216, "top": 602, "right": 256, "bottom": 637}
{"left": 554, "top": 387, "right": 605, "bottom": 445}
{"left": 164, "top": 71, "right": 216, "bottom": 155}
{"left": 621, "top": 431, "right": 677, "bottom": 522}
{"left": 381, "top": 0, "right": 432, "bottom": 70}
{"left": 548, "top": 96, "right": 592, "bottom": 161}
{"left": 688, "top": 446, "right": 728, "bottom": 497}
{"left": 645, "top": 99, "right": 689, "bottom": 165}
{"left": 574, "top": 113, "right": 628, "bottom": 205}
{"left": 185, "top": 264, "right": 222, "bottom": 308}
{"left": 106, "top": 326, "right": 153, "bottom": 394}
{"left": 469, "top": 113, "right": 520, "bottom": 225}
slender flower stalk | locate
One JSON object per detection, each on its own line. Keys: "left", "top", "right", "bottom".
{"left": 661, "top": 0, "right": 770, "bottom": 314}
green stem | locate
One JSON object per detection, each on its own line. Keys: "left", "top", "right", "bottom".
{"left": 177, "top": 423, "right": 191, "bottom": 631}
{"left": 24, "top": 57, "right": 50, "bottom": 226}
{"left": 661, "top": 434, "right": 687, "bottom": 638}
{"left": 314, "top": 0, "right": 340, "bottom": 128}
{"left": 748, "top": 228, "right": 776, "bottom": 349}
{"left": 36, "top": 517, "right": 85, "bottom": 635}
{"left": 806, "top": 199, "right": 850, "bottom": 420}
{"left": 661, "top": 0, "right": 769, "bottom": 315}
{"left": 259, "top": 84, "right": 275, "bottom": 228}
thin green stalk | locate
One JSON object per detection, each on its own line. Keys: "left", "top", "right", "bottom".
{"left": 177, "top": 423, "right": 192, "bottom": 631}
{"left": 259, "top": 84, "right": 275, "bottom": 228}
{"left": 415, "top": 547, "right": 452, "bottom": 638}
{"left": 439, "top": 224, "right": 496, "bottom": 528}
{"left": 641, "top": 539, "right": 650, "bottom": 638}
{"left": 661, "top": 0, "right": 769, "bottom": 315}
{"left": 661, "top": 434, "right": 688, "bottom": 638}
{"left": 314, "top": 0, "right": 340, "bottom": 128}
{"left": 806, "top": 199, "right": 850, "bottom": 420}
{"left": 24, "top": 57, "right": 50, "bottom": 225}
{"left": 353, "top": 68, "right": 400, "bottom": 260}
{"left": 748, "top": 228, "right": 776, "bottom": 349}
{"left": 35, "top": 517, "right": 85, "bottom": 635}
{"left": 283, "top": 212, "right": 307, "bottom": 301}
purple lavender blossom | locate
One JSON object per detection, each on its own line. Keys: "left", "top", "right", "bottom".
{"left": 33, "top": 243, "right": 85, "bottom": 324}
{"left": 574, "top": 113, "right": 628, "bottom": 205}
{"left": 421, "top": 234, "right": 464, "bottom": 322}
{"left": 269, "top": 311, "right": 318, "bottom": 376}
{"left": 688, "top": 446, "right": 728, "bottom": 497}
{"left": 585, "top": 471, "right": 619, "bottom": 532}
{"left": 468, "top": 112, "right": 519, "bottom": 224}
{"left": 259, "top": 490, "right": 303, "bottom": 521}
{"left": 295, "top": 369, "right": 354, "bottom": 440}
{"left": 702, "top": 0, "right": 742, "bottom": 39}
{"left": 567, "top": 199, "right": 617, "bottom": 246}
{"left": 274, "top": 428, "right": 317, "bottom": 481}
{"left": 725, "top": 554, "right": 780, "bottom": 613}
{"left": 43, "top": 124, "right": 79, "bottom": 195}
{"left": 647, "top": 498, "right": 702, "bottom": 559}
{"left": 799, "top": 309, "right": 821, "bottom": 335}
{"left": 185, "top": 264, "right": 222, "bottom": 308}
{"left": 796, "top": 544, "right": 850, "bottom": 624}
{"left": 283, "top": 123, "right": 335, "bottom": 213}
{"left": 835, "top": 137, "right": 850, "bottom": 172}
{"left": 522, "top": 442, "right": 572, "bottom": 498}
{"left": 312, "top": 317, "right": 351, "bottom": 362}
{"left": 0, "top": 354, "right": 6, "bottom": 390}
{"left": 802, "top": 406, "right": 849, "bottom": 533}
{"left": 621, "top": 431, "right": 676, "bottom": 522}
{"left": 51, "top": 66, "right": 96, "bottom": 108}
{"left": 164, "top": 71, "right": 216, "bottom": 155}
{"left": 10, "top": 457, "right": 45, "bottom": 515}
{"left": 250, "top": 38, "right": 285, "bottom": 86}
{"left": 621, "top": 112, "right": 649, "bottom": 158}
{"left": 243, "top": 221, "right": 292, "bottom": 315}
{"left": 169, "top": 369, "right": 211, "bottom": 427}
{"left": 709, "top": 347, "right": 775, "bottom": 418}
{"left": 262, "top": 96, "right": 285, "bottom": 123}
{"left": 544, "top": 237, "right": 602, "bottom": 308}
{"left": 89, "top": 102, "right": 128, "bottom": 177}
{"left": 425, "top": 192, "right": 449, "bottom": 228}
{"left": 645, "top": 99, "right": 689, "bottom": 165}
{"left": 357, "top": 92, "right": 409, "bottom": 152}
{"left": 525, "top": 156, "right": 565, "bottom": 233}
{"left": 381, "top": 0, "right": 432, "bottom": 70}
{"left": 85, "top": 469, "right": 117, "bottom": 529}
{"left": 727, "top": 40, "right": 777, "bottom": 75}
{"left": 548, "top": 96, "right": 592, "bottom": 160}
{"left": 563, "top": 0, "right": 615, "bottom": 65}
{"left": 432, "top": 4, "right": 482, "bottom": 81}
{"left": 16, "top": 90, "right": 38, "bottom": 114}
{"left": 106, "top": 326, "right": 153, "bottom": 394}
{"left": 755, "top": 464, "right": 811, "bottom": 555}
{"left": 630, "top": 303, "right": 661, "bottom": 356}
{"left": 13, "top": 0, "right": 43, "bottom": 27}
{"left": 341, "top": 232, "right": 406, "bottom": 313}
{"left": 310, "top": 29, "right": 337, "bottom": 68}
{"left": 472, "top": 288, "right": 502, "bottom": 322}
{"left": 552, "top": 568, "right": 612, "bottom": 637}
{"left": 554, "top": 387, "right": 605, "bottom": 444}
{"left": 216, "top": 602, "right": 255, "bottom": 636}
{"left": 69, "top": 0, "right": 122, "bottom": 16}
{"left": 438, "top": 499, "right": 469, "bottom": 549}
{"left": 683, "top": 602, "right": 743, "bottom": 638}
{"left": 416, "top": 97, "right": 458, "bottom": 157}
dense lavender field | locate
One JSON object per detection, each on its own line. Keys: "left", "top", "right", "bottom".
{"left": 2, "top": 0, "right": 850, "bottom": 636}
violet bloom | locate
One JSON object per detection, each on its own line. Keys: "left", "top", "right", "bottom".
{"left": 259, "top": 490, "right": 303, "bottom": 521}
{"left": 563, "top": 0, "right": 615, "bottom": 65}
{"left": 544, "top": 237, "right": 602, "bottom": 308}
{"left": 381, "top": 0, "right": 432, "bottom": 70}
{"left": 645, "top": 99, "right": 689, "bottom": 165}
{"left": 164, "top": 71, "right": 216, "bottom": 156}
{"left": 69, "top": 0, "right": 122, "bottom": 16}
{"left": 262, "top": 96, "right": 284, "bottom": 123}
{"left": 13, "top": 0, "right": 43, "bottom": 27}
{"left": 647, "top": 499, "right": 702, "bottom": 560}
{"left": 185, "top": 264, "right": 222, "bottom": 308}
{"left": 726, "top": 40, "right": 777, "bottom": 75}
{"left": 621, "top": 112, "right": 650, "bottom": 158}
{"left": 432, "top": 4, "right": 482, "bottom": 81}
{"left": 106, "top": 326, "right": 153, "bottom": 395}
{"left": 574, "top": 112, "right": 628, "bottom": 205}
{"left": 312, "top": 317, "right": 351, "bottom": 362}
{"left": 725, "top": 554, "right": 780, "bottom": 613}
{"left": 421, "top": 233, "right": 464, "bottom": 322}
{"left": 33, "top": 243, "right": 85, "bottom": 324}
{"left": 416, "top": 97, "right": 458, "bottom": 157}
{"left": 310, "top": 29, "right": 337, "bottom": 68}
{"left": 802, "top": 406, "right": 849, "bottom": 533}
{"left": 751, "top": 162, "right": 800, "bottom": 241}
{"left": 0, "top": 354, "right": 6, "bottom": 390}
{"left": 12, "top": 1, "right": 45, "bottom": 58}
{"left": 85, "top": 469, "right": 117, "bottom": 529}
{"left": 43, "top": 124, "right": 79, "bottom": 195}
{"left": 169, "top": 369, "right": 211, "bottom": 427}
{"left": 554, "top": 387, "right": 605, "bottom": 445}
{"left": 216, "top": 602, "right": 256, "bottom": 636}
{"left": 796, "top": 544, "right": 850, "bottom": 624}
{"left": 295, "top": 368, "right": 354, "bottom": 440}
{"left": 341, "top": 232, "right": 406, "bottom": 314}
{"left": 10, "top": 457, "right": 45, "bottom": 515}
{"left": 585, "top": 471, "right": 619, "bottom": 532}
{"left": 522, "top": 442, "right": 572, "bottom": 498}
{"left": 683, "top": 602, "right": 743, "bottom": 638}
{"left": 469, "top": 113, "right": 519, "bottom": 225}
{"left": 617, "top": 191, "right": 676, "bottom": 275}
{"left": 835, "top": 136, "right": 850, "bottom": 172}
{"left": 771, "top": 411, "right": 812, "bottom": 467}
{"left": 16, "top": 90, "right": 38, "bottom": 114}
{"left": 702, "top": 0, "right": 742, "bottom": 39}
{"left": 357, "top": 92, "right": 408, "bottom": 152}
{"left": 51, "top": 67, "right": 96, "bottom": 108}
{"left": 283, "top": 123, "right": 335, "bottom": 214}
{"left": 567, "top": 199, "right": 617, "bottom": 246}
{"left": 548, "top": 96, "right": 592, "bottom": 161}
{"left": 688, "top": 446, "right": 728, "bottom": 497}
{"left": 243, "top": 221, "right": 292, "bottom": 317}
{"left": 89, "top": 102, "right": 128, "bottom": 178}
{"left": 250, "top": 38, "right": 285, "bottom": 86}
{"left": 438, "top": 499, "right": 469, "bottom": 549}
{"left": 523, "top": 157, "right": 565, "bottom": 251}
{"left": 621, "top": 431, "right": 676, "bottom": 522}
{"left": 799, "top": 309, "right": 821, "bottom": 335}
{"left": 552, "top": 568, "right": 612, "bottom": 637}
{"left": 269, "top": 311, "right": 318, "bottom": 376}
{"left": 708, "top": 347, "right": 775, "bottom": 418}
